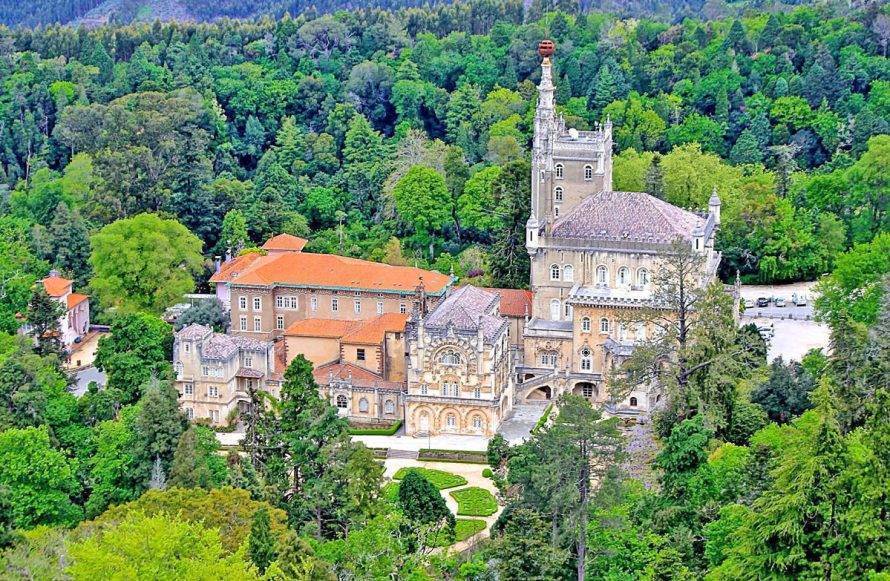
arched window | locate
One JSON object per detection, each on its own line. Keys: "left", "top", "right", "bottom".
{"left": 554, "top": 186, "right": 563, "bottom": 202}
{"left": 336, "top": 395, "right": 348, "bottom": 409}
{"left": 581, "top": 317, "right": 591, "bottom": 332}
{"left": 580, "top": 347, "right": 592, "bottom": 371}
{"left": 358, "top": 398, "right": 369, "bottom": 412}
{"left": 617, "top": 267, "right": 629, "bottom": 285}
{"left": 440, "top": 350, "right": 461, "bottom": 366}
{"left": 629, "top": 397, "right": 638, "bottom": 407}
{"left": 550, "top": 264, "right": 560, "bottom": 281}
{"left": 563, "top": 265, "right": 574, "bottom": 282}
{"left": 384, "top": 400, "right": 395, "bottom": 414}
{"left": 446, "top": 413, "right": 457, "bottom": 428}
{"left": 472, "top": 415, "right": 483, "bottom": 429}
{"left": 584, "top": 164, "right": 593, "bottom": 180}
{"left": 564, "top": 303, "right": 573, "bottom": 320}
{"left": 581, "top": 383, "right": 595, "bottom": 397}
{"left": 550, "top": 299, "right": 560, "bottom": 321}
{"left": 596, "top": 265, "right": 608, "bottom": 285}
{"left": 555, "top": 163, "right": 564, "bottom": 179}
{"left": 600, "top": 318, "right": 610, "bottom": 333}
{"left": 637, "top": 268, "right": 649, "bottom": 286}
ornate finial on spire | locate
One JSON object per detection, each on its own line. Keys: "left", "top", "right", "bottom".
{"left": 538, "top": 39, "right": 555, "bottom": 59}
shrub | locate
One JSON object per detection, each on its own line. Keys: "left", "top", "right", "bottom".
{"left": 418, "top": 448, "right": 488, "bottom": 464}
{"left": 482, "top": 468, "right": 493, "bottom": 478}
{"left": 450, "top": 487, "right": 498, "bottom": 517}
{"left": 392, "top": 468, "right": 467, "bottom": 490}
{"left": 486, "top": 434, "right": 510, "bottom": 469}
{"left": 347, "top": 420, "right": 402, "bottom": 436}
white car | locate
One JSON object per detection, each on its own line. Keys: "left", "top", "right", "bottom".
{"left": 795, "top": 295, "right": 808, "bottom": 307}
{"left": 743, "top": 298, "right": 755, "bottom": 309}
{"left": 774, "top": 297, "right": 786, "bottom": 307}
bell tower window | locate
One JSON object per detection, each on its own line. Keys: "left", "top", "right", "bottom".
{"left": 584, "top": 165, "right": 593, "bottom": 180}
{"left": 555, "top": 164, "right": 564, "bottom": 179}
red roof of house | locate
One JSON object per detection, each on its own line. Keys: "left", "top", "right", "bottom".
{"left": 208, "top": 252, "right": 264, "bottom": 284}
{"left": 227, "top": 252, "right": 451, "bottom": 294}
{"left": 480, "top": 287, "right": 533, "bottom": 318}
{"left": 66, "top": 293, "right": 89, "bottom": 310}
{"left": 262, "top": 233, "right": 308, "bottom": 252}
{"left": 285, "top": 313, "right": 408, "bottom": 346}
{"left": 313, "top": 361, "right": 403, "bottom": 390}
{"left": 42, "top": 275, "right": 73, "bottom": 297}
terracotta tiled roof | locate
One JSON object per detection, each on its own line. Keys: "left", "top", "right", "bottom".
{"left": 343, "top": 312, "right": 408, "bottom": 345}
{"left": 284, "top": 318, "right": 355, "bottom": 339}
{"left": 551, "top": 191, "right": 705, "bottom": 244}
{"left": 285, "top": 313, "right": 408, "bottom": 346}
{"left": 209, "top": 252, "right": 264, "bottom": 283}
{"left": 227, "top": 252, "right": 451, "bottom": 294}
{"left": 42, "top": 275, "right": 72, "bottom": 297}
{"left": 66, "top": 293, "right": 89, "bottom": 310}
{"left": 480, "top": 287, "right": 533, "bottom": 318}
{"left": 313, "top": 361, "right": 403, "bottom": 390}
{"left": 262, "top": 233, "right": 308, "bottom": 252}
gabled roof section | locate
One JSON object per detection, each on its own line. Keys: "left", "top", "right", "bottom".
{"left": 423, "top": 285, "right": 507, "bottom": 342}
{"left": 42, "top": 275, "right": 73, "bottom": 297}
{"left": 313, "top": 361, "right": 403, "bottom": 390}
{"left": 285, "top": 313, "right": 408, "bottom": 346}
{"left": 551, "top": 191, "right": 706, "bottom": 244}
{"left": 480, "top": 287, "right": 533, "bottom": 318}
{"left": 262, "top": 233, "right": 308, "bottom": 252}
{"left": 229, "top": 252, "right": 452, "bottom": 294}
{"left": 67, "top": 293, "right": 89, "bottom": 309}
{"left": 209, "top": 252, "right": 264, "bottom": 284}
{"left": 284, "top": 319, "right": 355, "bottom": 339}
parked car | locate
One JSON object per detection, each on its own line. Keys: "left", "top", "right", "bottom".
{"left": 743, "top": 298, "right": 755, "bottom": 309}
{"left": 795, "top": 295, "right": 808, "bottom": 306}
{"left": 756, "top": 297, "right": 770, "bottom": 307}
{"left": 774, "top": 297, "right": 787, "bottom": 307}
{"left": 756, "top": 323, "right": 775, "bottom": 339}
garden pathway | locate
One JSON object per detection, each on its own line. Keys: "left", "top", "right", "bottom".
{"left": 382, "top": 458, "right": 502, "bottom": 552}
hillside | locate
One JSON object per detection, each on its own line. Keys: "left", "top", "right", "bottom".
{"left": 0, "top": 0, "right": 852, "bottom": 27}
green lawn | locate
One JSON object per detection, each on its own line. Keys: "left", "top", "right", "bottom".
{"left": 382, "top": 481, "right": 399, "bottom": 503}
{"left": 455, "top": 518, "right": 486, "bottom": 542}
{"left": 392, "top": 467, "right": 467, "bottom": 490}
{"left": 450, "top": 487, "right": 498, "bottom": 516}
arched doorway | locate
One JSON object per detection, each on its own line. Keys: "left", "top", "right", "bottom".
{"left": 573, "top": 382, "right": 598, "bottom": 400}
{"left": 527, "top": 386, "right": 552, "bottom": 401}
{"left": 418, "top": 412, "right": 430, "bottom": 432}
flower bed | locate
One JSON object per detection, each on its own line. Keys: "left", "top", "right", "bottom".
{"left": 449, "top": 487, "right": 498, "bottom": 516}
{"left": 392, "top": 467, "right": 467, "bottom": 490}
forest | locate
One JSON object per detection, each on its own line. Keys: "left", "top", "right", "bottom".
{"left": 0, "top": 0, "right": 887, "bottom": 578}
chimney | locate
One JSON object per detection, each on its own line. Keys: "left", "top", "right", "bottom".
{"left": 214, "top": 256, "right": 222, "bottom": 273}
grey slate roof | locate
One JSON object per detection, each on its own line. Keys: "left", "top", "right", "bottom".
{"left": 551, "top": 191, "right": 705, "bottom": 244}
{"left": 423, "top": 285, "right": 507, "bottom": 342}
{"left": 177, "top": 324, "right": 270, "bottom": 360}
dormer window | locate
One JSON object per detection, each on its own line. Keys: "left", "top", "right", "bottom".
{"left": 584, "top": 164, "right": 593, "bottom": 180}
{"left": 550, "top": 264, "right": 560, "bottom": 281}
{"left": 555, "top": 163, "right": 564, "bottom": 179}
{"left": 554, "top": 186, "right": 563, "bottom": 202}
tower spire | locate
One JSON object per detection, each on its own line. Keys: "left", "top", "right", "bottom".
{"left": 537, "top": 40, "right": 555, "bottom": 113}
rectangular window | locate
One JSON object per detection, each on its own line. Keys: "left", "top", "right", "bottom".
{"left": 420, "top": 384, "right": 428, "bottom": 395}
{"left": 399, "top": 303, "right": 407, "bottom": 314}
{"left": 331, "top": 298, "right": 339, "bottom": 312}
{"left": 253, "top": 297, "right": 261, "bottom": 311}
{"left": 244, "top": 356, "right": 253, "bottom": 368}
{"left": 239, "top": 316, "right": 247, "bottom": 331}
{"left": 253, "top": 316, "right": 261, "bottom": 332}
{"left": 474, "top": 387, "right": 481, "bottom": 399}
{"left": 202, "top": 365, "right": 210, "bottom": 376}
{"left": 289, "top": 296, "right": 297, "bottom": 310}
{"left": 208, "top": 386, "right": 219, "bottom": 397}
{"left": 276, "top": 315, "right": 284, "bottom": 330}
{"left": 376, "top": 301, "right": 384, "bottom": 314}
{"left": 311, "top": 297, "right": 318, "bottom": 312}
{"left": 184, "top": 383, "right": 193, "bottom": 395}
{"left": 356, "top": 348, "right": 365, "bottom": 361}
{"left": 276, "top": 296, "right": 283, "bottom": 308}
{"left": 185, "top": 407, "right": 194, "bottom": 420}
{"left": 354, "top": 299, "right": 361, "bottom": 314}
{"left": 238, "top": 296, "right": 247, "bottom": 310}
{"left": 210, "top": 409, "right": 219, "bottom": 422}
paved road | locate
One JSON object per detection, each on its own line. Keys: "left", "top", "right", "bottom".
{"left": 742, "top": 304, "right": 814, "bottom": 320}
{"left": 498, "top": 402, "right": 548, "bottom": 444}
{"left": 71, "top": 366, "right": 106, "bottom": 397}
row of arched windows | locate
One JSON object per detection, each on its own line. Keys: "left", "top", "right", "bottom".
{"left": 554, "top": 163, "right": 596, "bottom": 180}
{"left": 550, "top": 264, "right": 649, "bottom": 287}
{"left": 335, "top": 395, "right": 396, "bottom": 414}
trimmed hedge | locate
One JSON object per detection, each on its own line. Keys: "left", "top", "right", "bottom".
{"left": 348, "top": 420, "right": 402, "bottom": 436}
{"left": 392, "top": 467, "right": 467, "bottom": 490}
{"left": 532, "top": 403, "right": 554, "bottom": 434}
{"left": 450, "top": 487, "right": 498, "bottom": 517}
{"left": 418, "top": 448, "right": 488, "bottom": 464}
{"left": 482, "top": 468, "right": 493, "bottom": 478}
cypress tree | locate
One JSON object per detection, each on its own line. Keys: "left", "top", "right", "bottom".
{"left": 248, "top": 508, "right": 278, "bottom": 574}
{"left": 644, "top": 154, "right": 666, "bottom": 200}
{"left": 25, "top": 285, "right": 64, "bottom": 357}
{"left": 48, "top": 202, "right": 91, "bottom": 288}
{"left": 398, "top": 470, "right": 455, "bottom": 539}
{"left": 169, "top": 425, "right": 212, "bottom": 489}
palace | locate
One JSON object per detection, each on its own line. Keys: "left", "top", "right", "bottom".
{"left": 172, "top": 40, "right": 720, "bottom": 435}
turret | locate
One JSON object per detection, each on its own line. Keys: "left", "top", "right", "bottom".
{"left": 708, "top": 187, "right": 721, "bottom": 226}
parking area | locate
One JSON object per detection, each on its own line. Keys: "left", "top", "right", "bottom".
{"left": 740, "top": 282, "right": 829, "bottom": 362}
